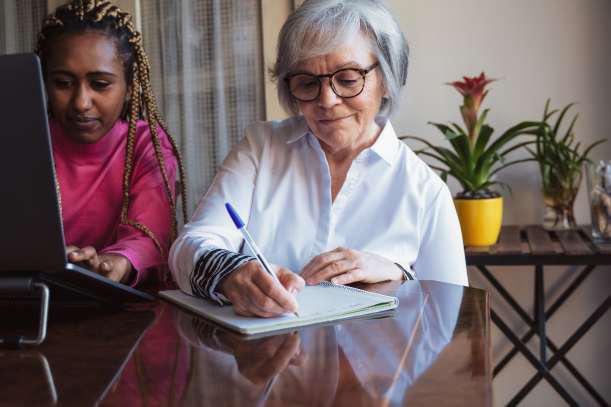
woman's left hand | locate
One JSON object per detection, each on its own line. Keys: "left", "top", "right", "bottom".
{"left": 299, "top": 247, "right": 403, "bottom": 286}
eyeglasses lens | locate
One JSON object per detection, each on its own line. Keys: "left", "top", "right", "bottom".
{"left": 289, "top": 75, "right": 320, "bottom": 102}
{"left": 332, "top": 70, "right": 363, "bottom": 97}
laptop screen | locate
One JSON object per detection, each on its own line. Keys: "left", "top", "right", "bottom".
{"left": 0, "top": 53, "right": 69, "bottom": 271}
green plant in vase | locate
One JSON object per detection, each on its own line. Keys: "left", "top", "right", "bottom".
{"left": 400, "top": 73, "right": 541, "bottom": 245}
{"left": 527, "top": 100, "right": 606, "bottom": 230}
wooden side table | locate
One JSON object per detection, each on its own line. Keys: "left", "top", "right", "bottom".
{"left": 465, "top": 225, "right": 611, "bottom": 407}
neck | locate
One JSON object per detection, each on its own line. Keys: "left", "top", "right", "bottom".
{"left": 320, "top": 121, "right": 382, "bottom": 166}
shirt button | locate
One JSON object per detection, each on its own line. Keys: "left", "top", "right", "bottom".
{"left": 349, "top": 181, "right": 355, "bottom": 188}
{"left": 332, "top": 214, "right": 337, "bottom": 222}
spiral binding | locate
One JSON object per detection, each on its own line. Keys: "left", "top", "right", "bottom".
{"left": 320, "top": 281, "right": 399, "bottom": 305}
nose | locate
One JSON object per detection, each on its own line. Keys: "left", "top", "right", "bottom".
{"left": 72, "top": 83, "right": 93, "bottom": 113}
{"left": 317, "top": 79, "right": 342, "bottom": 109}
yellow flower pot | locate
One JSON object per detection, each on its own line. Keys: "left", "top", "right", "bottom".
{"left": 454, "top": 197, "right": 503, "bottom": 246}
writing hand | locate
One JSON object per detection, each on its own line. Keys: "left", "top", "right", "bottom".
{"left": 299, "top": 247, "right": 403, "bottom": 286}
{"left": 66, "top": 245, "right": 135, "bottom": 285}
{"left": 216, "top": 260, "right": 305, "bottom": 318}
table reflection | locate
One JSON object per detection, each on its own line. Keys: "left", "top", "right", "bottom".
{"left": 159, "top": 280, "right": 467, "bottom": 407}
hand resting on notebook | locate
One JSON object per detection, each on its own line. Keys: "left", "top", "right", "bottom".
{"left": 216, "top": 261, "right": 305, "bottom": 318}
{"left": 66, "top": 245, "right": 135, "bottom": 285}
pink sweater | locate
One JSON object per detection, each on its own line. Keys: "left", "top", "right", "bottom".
{"left": 50, "top": 118, "right": 177, "bottom": 286}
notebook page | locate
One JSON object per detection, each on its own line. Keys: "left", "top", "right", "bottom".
{"left": 159, "top": 283, "right": 397, "bottom": 334}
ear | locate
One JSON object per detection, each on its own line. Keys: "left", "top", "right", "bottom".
{"left": 121, "top": 86, "right": 132, "bottom": 120}
{"left": 125, "top": 85, "right": 133, "bottom": 103}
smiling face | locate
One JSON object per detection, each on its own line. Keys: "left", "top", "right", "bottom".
{"left": 45, "top": 32, "right": 131, "bottom": 144}
{"left": 294, "top": 31, "right": 386, "bottom": 155}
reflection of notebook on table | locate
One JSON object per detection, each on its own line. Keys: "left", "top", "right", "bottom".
{"left": 159, "top": 281, "right": 399, "bottom": 335}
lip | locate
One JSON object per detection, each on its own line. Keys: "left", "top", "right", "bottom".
{"left": 318, "top": 116, "right": 350, "bottom": 125}
{"left": 68, "top": 117, "right": 100, "bottom": 130}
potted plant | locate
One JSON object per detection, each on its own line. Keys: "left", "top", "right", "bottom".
{"left": 527, "top": 100, "right": 606, "bottom": 230}
{"left": 401, "top": 73, "right": 541, "bottom": 246}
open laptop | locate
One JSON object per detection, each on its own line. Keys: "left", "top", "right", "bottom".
{"left": 0, "top": 53, "right": 154, "bottom": 310}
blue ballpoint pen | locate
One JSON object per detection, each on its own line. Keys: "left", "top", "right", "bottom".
{"left": 225, "top": 203, "right": 299, "bottom": 317}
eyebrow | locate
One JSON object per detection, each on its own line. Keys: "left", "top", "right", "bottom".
{"left": 295, "top": 60, "right": 365, "bottom": 75}
{"left": 336, "top": 61, "right": 362, "bottom": 69}
{"left": 49, "top": 70, "right": 117, "bottom": 78}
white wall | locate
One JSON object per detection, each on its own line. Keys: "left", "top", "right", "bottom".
{"left": 387, "top": 1, "right": 611, "bottom": 405}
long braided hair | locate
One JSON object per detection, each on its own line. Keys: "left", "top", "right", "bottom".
{"left": 35, "top": 0, "right": 188, "bottom": 260}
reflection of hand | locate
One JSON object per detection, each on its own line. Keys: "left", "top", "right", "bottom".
{"left": 227, "top": 332, "right": 308, "bottom": 385}
{"left": 66, "top": 245, "right": 134, "bottom": 284}
{"left": 299, "top": 247, "right": 402, "bottom": 286}
{"left": 216, "top": 260, "right": 305, "bottom": 317}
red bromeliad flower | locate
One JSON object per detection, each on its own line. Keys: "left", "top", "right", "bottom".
{"left": 446, "top": 72, "right": 498, "bottom": 147}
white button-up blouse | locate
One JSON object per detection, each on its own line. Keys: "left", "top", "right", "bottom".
{"left": 169, "top": 116, "right": 468, "bottom": 299}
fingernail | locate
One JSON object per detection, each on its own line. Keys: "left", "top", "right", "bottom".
{"left": 307, "top": 278, "right": 314, "bottom": 285}
{"left": 295, "top": 348, "right": 301, "bottom": 357}
{"left": 292, "top": 288, "right": 298, "bottom": 297}
{"left": 331, "top": 278, "right": 339, "bottom": 284}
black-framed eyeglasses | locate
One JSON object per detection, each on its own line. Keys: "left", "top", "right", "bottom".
{"left": 284, "top": 62, "right": 379, "bottom": 102}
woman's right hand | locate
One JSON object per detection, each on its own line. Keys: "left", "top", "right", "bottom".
{"left": 216, "top": 260, "right": 304, "bottom": 317}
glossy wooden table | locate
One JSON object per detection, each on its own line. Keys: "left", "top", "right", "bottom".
{"left": 0, "top": 280, "right": 492, "bottom": 407}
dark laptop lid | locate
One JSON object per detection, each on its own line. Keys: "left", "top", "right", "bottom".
{"left": 0, "top": 53, "right": 67, "bottom": 271}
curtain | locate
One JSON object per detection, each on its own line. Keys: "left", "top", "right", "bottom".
{"left": 0, "top": 0, "right": 47, "bottom": 55}
{"left": 140, "top": 0, "right": 266, "bottom": 221}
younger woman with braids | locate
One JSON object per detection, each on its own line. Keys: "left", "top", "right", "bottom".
{"left": 35, "top": 0, "right": 187, "bottom": 286}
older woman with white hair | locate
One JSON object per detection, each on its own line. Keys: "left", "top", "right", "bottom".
{"left": 169, "top": 0, "right": 467, "bottom": 317}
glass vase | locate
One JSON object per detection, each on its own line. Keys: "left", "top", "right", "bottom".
{"left": 585, "top": 161, "right": 611, "bottom": 239}
{"left": 540, "top": 170, "right": 581, "bottom": 230}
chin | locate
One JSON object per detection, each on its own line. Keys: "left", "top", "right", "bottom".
{"left": 65, "top": 129, "right": 105, "bottom": 144}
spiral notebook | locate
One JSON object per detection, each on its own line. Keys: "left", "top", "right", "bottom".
{"left": 159, "top": 281, "right": 399, "bottom": 335}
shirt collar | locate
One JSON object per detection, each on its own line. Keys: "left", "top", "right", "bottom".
{"left": 286, "top": 117, "right": 311, "bottom": 143}
{"left": 369, "top": 116, "right": 398, "bottom": 166}
{"left": 285, "top": 115, "right": 398, "bottom": 166}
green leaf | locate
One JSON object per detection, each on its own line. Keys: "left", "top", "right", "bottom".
{"left": 447, "top": 169, "right": 477, "bottom": 191}
{"left": 400, "top": 136, "right": 462, "bottom": 167}
{"left": 447, "top": 133, "right": 474, "bottom": 175}
{"left": 451, "top": 123, "right": 466, "bottom": 136}
{"left": 553, "top": 102, "right": 578, "bottom": 137}
{"left": 561, "top": 114, "right": 579, "bottom": 143}
{"left": 473, "top": 124, "right": 494, "bottom": 161}
{"left": 580, "top": 139, "right": 607, "bottom": 163}
{"left": 488, "top": 158, "right": 536, "bottom": 177}
{"left": 485, "top": 121, "right": 542, "bottom": 155}
{"left": 543, "top": 99, "right": 550, "bottom": 120}
{"left": 428, "top": 122, "right": 455, "bottom": 138}
{"left": 494, "top": 153, "right": 505, "bottom": 166}
{"left": 472, "top": 108, "right": 490, "bottom": 146}
{"left": 500, "top": 140, "right": 537, "bottom": 157}
{"left": 425, "top": 164, "right": 448, "bottom": 172}
{"left": 445, "top": 130, "right": 460, "bottom": 140}
{"left": 440, "top": 171, "right": 448, "bottom": 183}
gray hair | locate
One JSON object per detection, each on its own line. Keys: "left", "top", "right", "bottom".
{"left": 269, "top": 0, "right": 409, "bottom": 118}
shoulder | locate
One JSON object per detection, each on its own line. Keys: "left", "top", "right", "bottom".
{"left": 229, "top": 117, "right": 306, "bottom": 158}
{"left": 243, "top": 117, "right": 305, "bottom": 145}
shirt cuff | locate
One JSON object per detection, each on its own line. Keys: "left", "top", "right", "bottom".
{"left": 190, "top": 248, "right": 256, "bottom": 306}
